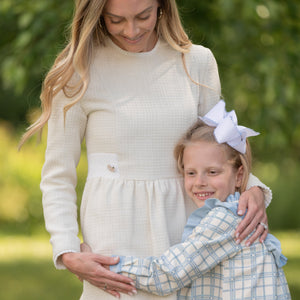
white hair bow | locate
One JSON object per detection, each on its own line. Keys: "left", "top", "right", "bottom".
{"left": 198, "top": 100, "right": 259, "bottom": 154}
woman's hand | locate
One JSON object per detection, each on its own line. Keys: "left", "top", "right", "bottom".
{"left": 235, "top": 186, "right": 268, "bottom": 246}
{"left": 61, "top": 244, "right": 137, "bottom": 298}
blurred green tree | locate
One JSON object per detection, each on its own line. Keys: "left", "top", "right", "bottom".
{"left": 177, "top": 0, "right": 300, "bottom": 162}
{"left": 1, "top": 0, "right": 299, "bottom": 159}
{"left": 0, "top": 0, "right": 73, "bottom": 125}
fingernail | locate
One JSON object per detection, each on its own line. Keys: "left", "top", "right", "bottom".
{"left": 246, "top": 241, "right": 251, "bottom": 247}
{"left": 130, "top": 282, "right": 135, "bottom": 286}
{"left": 128, "top": 292, "right": 134, "bottom": 296}
{"left": 237, "top": 210, "right": 243, "bottom": 215}
{"left": 235, "top": 232, "right": 240, "bottom": 238}
{"left": 236, "top": 239, "right": 240, "bottom": 244}
{"left": 132, "top": 290, "right": 137, "bottom": 294}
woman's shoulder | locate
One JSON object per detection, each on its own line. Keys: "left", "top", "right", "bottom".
{"left": 187, "top": 44, "right": 215, "bottom": 60}
{"left": 183, "top": 44, "right": 218, "bottom": 77}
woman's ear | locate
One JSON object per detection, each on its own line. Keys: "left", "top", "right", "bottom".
{"left": 235, "top": 165, "right": 244, "bottom": 189}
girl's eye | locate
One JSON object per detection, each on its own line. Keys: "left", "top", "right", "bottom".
{"left": 188, "top": 172, "right": 196, "bottom": 176}
{"left": 209, "top": 170, "right": 218, "bottom": 175}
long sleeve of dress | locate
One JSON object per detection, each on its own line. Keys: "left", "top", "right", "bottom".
{"left": 111, "top": 208, "right": 240, "bottom": 296}
{"left": 247, "top": 174, "right": 272, "bottom": 207}
{"left": 40, "top": 92, "right": 87, "bottom": 269}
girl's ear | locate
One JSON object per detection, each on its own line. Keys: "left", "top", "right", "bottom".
{"left": 235, "top": 165, "right": 244, "bottom": 189}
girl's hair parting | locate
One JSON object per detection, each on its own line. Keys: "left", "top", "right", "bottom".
{"left": 174, "top": 120, "right": 252, "bottom": 193}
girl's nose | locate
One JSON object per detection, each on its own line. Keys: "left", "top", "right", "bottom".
{"left": 123, "top": 21, "right": 140, "bottom": 39}
{"left": 195, "top": 174, "right": 207, "bottom": 187}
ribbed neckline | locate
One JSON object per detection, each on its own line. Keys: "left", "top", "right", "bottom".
{"left": 106, "top": 36, "right": 162, "bottom": 57}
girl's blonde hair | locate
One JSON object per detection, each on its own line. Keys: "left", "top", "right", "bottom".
{"left": 174, "top": 120, "right": 252, "bottom": 193}
{"left": 19, "top": 0, "right": 193, "bottom": 146}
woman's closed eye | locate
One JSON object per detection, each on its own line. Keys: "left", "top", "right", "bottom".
{"left": 109, "top": 18, "right": 123, "bottom": 24}
{"left": 137, "top": 15, "right": 150, "bottom": 21}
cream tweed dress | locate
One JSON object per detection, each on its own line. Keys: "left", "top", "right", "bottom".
{"left": 40, "top": 38, "right": 271, "bottom": 300}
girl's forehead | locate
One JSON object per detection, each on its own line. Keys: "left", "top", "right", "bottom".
{"left": 184, "top": 141, "right": 229, "bottom": 161}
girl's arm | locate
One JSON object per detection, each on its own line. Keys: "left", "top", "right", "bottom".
{"left": 111, "top": 208, "right": 240, "bottom": 296}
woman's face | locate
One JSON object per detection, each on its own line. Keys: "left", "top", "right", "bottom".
{"left": 103, "top": 0, "right": 160, "bottom": 52}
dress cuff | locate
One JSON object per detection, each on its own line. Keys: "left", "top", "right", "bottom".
{"left": 51, "top": 235, "right": 81, "bottom": 269}
{"left": 247, "top": 173, "right": 272, "bottom": 208}
{"left": 54, "top": 249, "right": 79, "bottom": 270}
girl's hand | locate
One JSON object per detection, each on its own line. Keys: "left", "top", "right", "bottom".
{"left": 61, "top": 244, "right": 137, "bottom": 298}
{"left": 235, "top": 186, "right": 268, "bottom": 246}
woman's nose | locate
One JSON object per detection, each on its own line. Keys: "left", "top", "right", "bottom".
{"left": 123, "top": 21, "right": 140, "bottom": 39}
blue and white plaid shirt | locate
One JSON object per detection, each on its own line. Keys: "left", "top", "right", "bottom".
{"left": 111, "top": 193, "right": 291, "bottom": 299}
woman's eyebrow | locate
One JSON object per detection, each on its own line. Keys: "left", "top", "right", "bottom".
{"left": 104, "top": 6, "right": 153, "bottom": 18}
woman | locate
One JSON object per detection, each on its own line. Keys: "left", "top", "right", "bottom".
{"left": 21, "top": 0, "right": 271, "bottom": 299}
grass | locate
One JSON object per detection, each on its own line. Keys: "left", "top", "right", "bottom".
{"left": 0, "top": 235, "right": 82, "bottom": 300}
{"left": 0, "top": 231, "right": 299, "bottom": 299}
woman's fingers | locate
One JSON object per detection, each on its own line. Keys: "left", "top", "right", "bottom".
{"left": 259, "top": 225, "right": 269, "bottom": 243}
{"left": 92, "top": 264, "right": 136, "bottom": 290}
{"left": 235, "top": 187, "right": 267, "bottom": 245}
{"left": 92, "top": 277, "right": 137, "bottom": 296}
{"left": 236, "top": 206, "right": 263, "bottom": 240}
{"left": 62, "top": 251, "right": 137, "bottom": 296}
{"left": 236, "top": 210, "right": 268, "bottom": 246}
{"left": 77, "top": 243, "right": 137, "bottom": 298}
{"left": 105, "top": 288, "right": 121, "bottom": 298}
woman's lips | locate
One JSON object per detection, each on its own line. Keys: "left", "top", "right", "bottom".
{"left": 122, "top": 34, "right": 144, "bottom": 44}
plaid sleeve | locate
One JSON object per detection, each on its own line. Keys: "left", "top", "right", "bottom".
{"left": 111, "top": 208, "right": 241, "bottom": 296}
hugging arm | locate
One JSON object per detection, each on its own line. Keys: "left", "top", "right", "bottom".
{"left": 111, "top": 209, "right": 239, "bottom": 296}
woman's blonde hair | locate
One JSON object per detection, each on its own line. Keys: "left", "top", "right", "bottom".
{"left": 19, "top": 0, "right": 193, "bottom": 146}
{"left": 174, "top": 120, "right": 252, "bottom": 193}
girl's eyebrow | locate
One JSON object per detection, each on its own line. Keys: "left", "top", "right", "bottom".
{"left": 104, "top": 6, "right": 154, "bottom": 18}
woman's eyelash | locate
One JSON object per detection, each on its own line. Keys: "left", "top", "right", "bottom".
{"left": 138, "top": 15, "right": 150, "bottom": 20}
{"left": 109, "top": 15, "right": 150, "bottom": 24}
{"left": 110, "top": 19, "right": 122, "bottom": 24}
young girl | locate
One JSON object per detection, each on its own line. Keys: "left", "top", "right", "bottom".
{"left": 109, "top": 100, "right": 291, "bottom": 299}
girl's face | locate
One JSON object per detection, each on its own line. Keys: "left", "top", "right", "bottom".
{"left": 103, "top": 0, "right": 160, "bottom": 53}
{"left": 183, "top": 141, "right": 243, "bottom": 208}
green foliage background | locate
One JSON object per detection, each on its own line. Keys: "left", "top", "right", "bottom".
{"left": 0, "top": 1, "right": 299, "bottom": 231}
{"left": 0, "top": 0, "right": 299, "bottom": 298}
